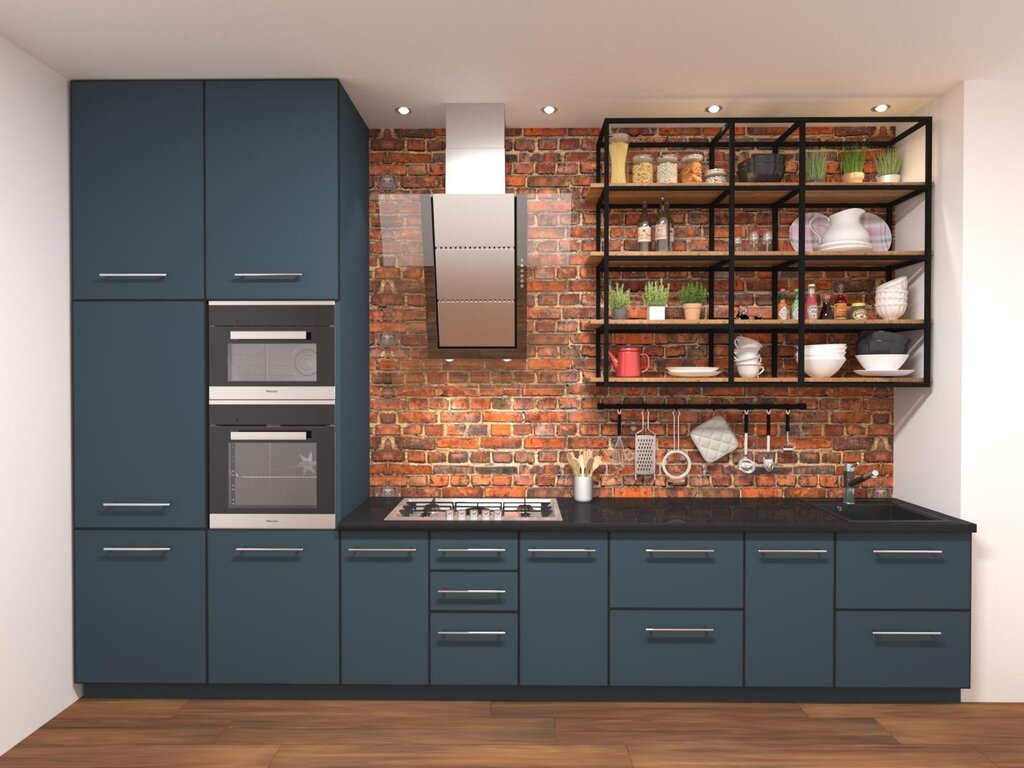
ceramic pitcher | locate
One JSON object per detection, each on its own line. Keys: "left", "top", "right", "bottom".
{"left": 809, "top": 208, "right": 871, "bottom": 247}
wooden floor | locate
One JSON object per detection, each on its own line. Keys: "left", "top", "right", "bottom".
{"left": 3, "top": 699, "right": 1024, "bottom": 767}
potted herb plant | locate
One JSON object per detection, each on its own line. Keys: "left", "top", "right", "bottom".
{"left": 643, "top": 279, "right": 670, "bottom": 321}
{"left": 840, "top": 143, "right": 867, "bottom": 183}
{"left": 874, "top": 147, "right": 902, "bottom": 183}
{"left": 610, "top": 283, "right": 631, "bottom": 320}
{"left": 678, "top": 281, "right": 708, "bottom": 320}
{"left": 806, "top": 150, "right": 828, "bottom": 182}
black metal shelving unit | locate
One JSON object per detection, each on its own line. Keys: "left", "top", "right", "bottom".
{"left": 589, "top": 116, "right": 932, "bottom": 389}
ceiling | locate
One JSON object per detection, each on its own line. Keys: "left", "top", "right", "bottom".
{"left": 1, "top": 0, "right": 1023, "bottom": 128}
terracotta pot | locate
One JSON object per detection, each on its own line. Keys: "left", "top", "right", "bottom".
{"left": 842, "top": 171, "right": 865, "bottom": 183}
{"left": 627, "top": 306, "right": 647, "bottom": 319}
{"left": 682, "top": 303, "right": 703, "bottom": 321}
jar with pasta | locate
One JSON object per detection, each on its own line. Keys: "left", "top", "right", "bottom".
{"left": 680, "top": 153, "right": 705, "bottom": 183}
{"left": 656, "top": 153, "right": 679, "bottom": 183}
{"left": 632, "top": 154, "right": 654, "bottom": 184}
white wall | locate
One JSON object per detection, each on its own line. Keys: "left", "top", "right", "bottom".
{"left": 0, "top": 35, "right": 76, "bottom": 754}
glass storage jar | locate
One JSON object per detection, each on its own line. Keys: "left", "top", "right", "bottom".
{"left": 705, "top": 168, "right": 728, "bottom": 184}
{"left": 609, "top": 133, "right": 630, "bottom": 184}
{"left": 632, "top": 154, "right": 654, "bottom": 184}
{"left": 656, "top": 153, "right": 679, "bottom": 183}
{"left": 680, "top": 153, "right": 705, "bottom": 183}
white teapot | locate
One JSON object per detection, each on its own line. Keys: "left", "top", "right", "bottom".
{"left": 809, "top": 208, "right": 871, "bottom": 251}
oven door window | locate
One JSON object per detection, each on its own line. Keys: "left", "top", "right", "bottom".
{"left": 229, "top": 439, "right": 317, "bottom": 508}
{"left": 227, "top": 341, "right": 318, "bottom": 383}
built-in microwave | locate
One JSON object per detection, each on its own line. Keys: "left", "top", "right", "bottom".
{"left": 209, "top": 404, "right": 335, "bottom": 529}
{"left": 208, "top": 301, "right": 335, "bottom": 404}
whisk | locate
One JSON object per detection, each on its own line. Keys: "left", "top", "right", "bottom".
{"left": 611, "top": 410, "right": 630, "bottom": 465}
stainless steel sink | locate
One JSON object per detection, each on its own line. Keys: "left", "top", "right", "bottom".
{"left": 808, "top": 500, "right": 939, "bottom": 522}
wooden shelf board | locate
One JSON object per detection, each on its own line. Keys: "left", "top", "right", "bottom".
{"left": 586, "top": 250, "right": 926, "bottom": 269}
{"left": 803, "top": 183, "right": 929, "bottom": 205}
{"left": 585, "top": 182, "right": 929, "bottom": 207}
{"left": 585, "top": 375, "right": 795, "bottom": 385}
{"left": 808, "top": 376, "right": 926, "bottom": 384}
{"left": 584, "top": 319, "right": 926, "bottom": 332}
{"left": 582, "top": 319, "right": 729, "bottom": 330}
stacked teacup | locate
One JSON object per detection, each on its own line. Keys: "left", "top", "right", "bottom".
{"left": 734, "top": 336, "right": 764, "bottom": 378}
{"left": 875, "top": 276, "right": 908, "bottom": 320}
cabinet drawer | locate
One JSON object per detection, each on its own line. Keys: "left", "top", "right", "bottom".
{"left": 75, "top": 530, "right": 205, "bottom": 683}
{"left": 430, "top": 612, "right": 517, "bottom": 685}
{"left": 430, "top": 533, "right": 518, "bottom": 570}
{"left": 431, "top": 571, "right": 518, "bottom": 612}
{"left": 610, "top": 610, "right": 742, "bottom": 687}
{"left": 837, "top": 534, "right": 971, "bottom": 610}
{"left": 610, "top": 533, "right": 742, "bottom": 609}
{"left": 836, "top": 610, "right": 970, "bottom": 688}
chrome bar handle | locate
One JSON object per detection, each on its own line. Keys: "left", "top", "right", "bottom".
{"left": 235, "top": 547, "right": 304, "bottom": 553}
{"left": 347, "top": 547, "right": 417, "bottom": 553}
{"left": 645, "top": 548, "right": 715, "bottom": 554}
{"left": 757, "top": 549, "right": 829, "bottom": 554}
{"left": 102, "top": 502, "right": 171, "bottom": 508}
{"left": 436, "top": 548, "right": 506, "bottom": 553}
{"left": 436, "top": 589, "right": 507, "bottom": 595}
{"left": 645, "top": 627, "right": 715, "bottom": 633}
{"left": 872, "top": 549, "right": 944, "bottom": 555}
{"left": 527, "top": 548, "right": 597, "bottom": 553}
{"left": 233, "top": 272, "right": 303, "bottom": 279}
{"left": 436, "top": 630, "right": 506, "bottom": 637}
{"left": 230, "top": 431, "right": 310, "bottom": 441}
{"left": 102, "top": 547, "right": 171, "bottom": 553}
{"left": 229, "top": 330, "right": 310, "bottom": 340}
{"left": 872, "top": 631, "right": 943, "bottom": 637}
{"left": 97, "top": 272, "right": 168, "bottom": 279}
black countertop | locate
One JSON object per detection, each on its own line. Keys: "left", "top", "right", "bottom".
{"left": 338, "top": 497, "right": 976, "bottom": 533}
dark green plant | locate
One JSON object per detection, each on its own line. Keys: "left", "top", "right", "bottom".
{"left": 841, "top": 143, "right": 868, "bottom": 174}
{"left": 610, "top": 282, "right": 631, "bottom": 310}
{"left": 874, "top": 147, "right": 903, "bottom": 176}
{"left": 806, "top": 150, "right": 828, "bottom": 181}
{"left": 678, "top": 281, "right": 708, "bottom": 304}
{"left": 642, "top": 279, "right": 671, "bottom": 307}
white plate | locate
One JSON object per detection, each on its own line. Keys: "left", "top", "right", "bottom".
{"left": 853, "top": 369, "right": 916, "bottom": 377}
{"left": 814, "top": 240, "right": 873, "bottom": 252}
{"left": 666, "top": 367, "right": 721, "bottom": 377}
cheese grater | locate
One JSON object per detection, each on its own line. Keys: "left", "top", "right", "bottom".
{"left": 634, "top": 410, "right": 657, "bottom": 477}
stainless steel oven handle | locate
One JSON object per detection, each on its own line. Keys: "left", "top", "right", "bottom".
{"left": 102, "top": 547, "right": 171, "bottom": 553}
{"left": 229, "top": 431, "right": 311, "bottom": 441}
{"left": 234, "top": 547, "right": 304, "bottom": 553}
{"left": 233, "top": 272, "right": 303, "bottom": 279}
{"left": 228, "top": 330, "right": 311, "bottom": 341}
{"left": 102, "top": 502, "right": 171, "bottom": 508}
{"left": 98, "top": 272, "right": 168, "bottom": 279}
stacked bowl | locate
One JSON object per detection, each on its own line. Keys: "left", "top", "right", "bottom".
{"left": 802, "top": 343, "right": 847, "bottom": 379}
{"left": 734, "top": 336, "right": 764, "bottom": 378}
{"left": 875, "top": 276, "right": 908, "bottom": 320}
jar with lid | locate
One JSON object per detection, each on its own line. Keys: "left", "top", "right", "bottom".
{"left": 656, "top": 153, "right": 679, "bottom": 183}
{"left": 680, "top": 152, "right": 705, "bottom": 183}
{"left": 850, "top": 302, "right": 869, "bottom": 320}
{"left": 609, "top": 133, "right": 630, "bottom": 184}
{"left": 705, "top": 168, "right": 728, "bottom": 185}
{"left": 632, "top": 154, "right": 654, "bottom": 184}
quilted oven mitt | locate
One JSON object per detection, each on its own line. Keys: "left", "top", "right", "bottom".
{"left": 689, "top": 416, "right": 739, "bottom": 463}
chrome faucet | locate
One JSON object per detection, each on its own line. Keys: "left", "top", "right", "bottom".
{"left": 843, "top": 463, "right": 879, "bottom": 505}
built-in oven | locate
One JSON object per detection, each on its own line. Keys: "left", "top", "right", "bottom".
{"left": 208, "top": 301, "right": 335, "bottom": 403}
{"left": 209, "top": 404, "right": 335, "bottom": 529}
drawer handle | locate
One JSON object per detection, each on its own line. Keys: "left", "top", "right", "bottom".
{"left": 229, "top": 330, "right": 311, "bottom": 341}
{"left": 436, "top": 548, "right": 506, "bottom": 553}
{"left": 645, "top": 627, "right": 715, "bottom": 633}
{"left": 347, "top": 547, "right": 417, "bottom": 553}
{"left": 102, "top": 502, "right": 171, "bottom": 508}
{"left": 233, "top": 272, "right": 303, "bottom": 280}
{"left": 436, "top": 630, "right": 506, "bottom": 637}
{"left": 872, "top": 549, "right": 944, "bottom": 555}
{"left": 436, "top": 589, "right": 507, "bottom": 595}
{"left": 757, "top": 549, "right": 828, "bottom": 555}
{"left": 230, "top": 431, "right": 310, "bottom": 441}
{"left": 872, "top": 631, "right": 943, "bottom": 637}
{"left": 645, "top": 548, "right": 715, "bottom": 554}
{"left": 101, "top": 547, "right": 171, "bottom": 553}
{"left": 97, "top": 272, "right": 168, "bottom": 279}
{"left": 527, "top": 548, "right": 597, "bottom": 554}
{"left": 235, "top": 547, "right": 304, "bottom": 553}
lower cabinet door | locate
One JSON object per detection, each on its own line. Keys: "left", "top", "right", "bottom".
{"left": 341, "top": 533, "right": 428, "bottom": 685}
{"left": 745, "top": 534, "right": 834, "bottom": 687}
{"left": 75, "top": 530, "right": 205, "bottom": 683}
{"left": 431, "top": 613, "right": 517, "bottom": 685}
{"left": 610, "top": 610, "right": 743, "bottom": 687}
{"left": 836, "top": 610, "right": 971, "bottom": 688}
{"left": 520, "top": 533, "right": 608, "bottom": 686}
{"left": 208, "top": 531, "right": 339, "bottom": 684}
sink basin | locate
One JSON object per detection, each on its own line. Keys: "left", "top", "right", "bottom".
{"left": 808, "top": 500, "right": 938, "bottom": 522}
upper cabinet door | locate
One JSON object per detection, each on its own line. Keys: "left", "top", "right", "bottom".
{"left": 205, "top": 80, "right": 339, "bottom": 299}
{"left": 72, "top": 81, "right": 204, "bottom": 299}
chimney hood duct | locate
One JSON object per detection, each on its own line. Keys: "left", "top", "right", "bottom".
{"left": 421, "top": 104, "right": 526, "bottom": 359}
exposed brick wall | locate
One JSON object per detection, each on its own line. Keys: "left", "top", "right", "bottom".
{"left": 369, "top": 127, "right": 897, "bottom": 499}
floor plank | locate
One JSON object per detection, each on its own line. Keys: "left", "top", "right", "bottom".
{"left": 975, "top": 745, "right": 1024, "bottom": 768}
{"left": 876, "top": 716, "right": 1024, "bottom": 746}
{"left": 269, "top": 743, "right": 631, "bottom": 768}
{"left": 493, "top": 700, "right": 805, "bottom": 719}
{"left": 46, "top": 698, "right": 187, "bottom": 725}
{"left": 801, "top": 703, "right": 1024, "bottom": 719}
{"left": 178, "top": 698, "right": 486, "bottom": 724}
{"left": 0, "top": 744, "right": 278, "bottom": 768}
{"left": 627, "top": 744, "right": 998, "bottom": 768}
{"left": 16, "top": 721, "right": 232, "bottom": 747}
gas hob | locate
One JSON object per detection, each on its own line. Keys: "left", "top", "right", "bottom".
{"left": 385, "top": 498, "right": 562, "bottom": 522}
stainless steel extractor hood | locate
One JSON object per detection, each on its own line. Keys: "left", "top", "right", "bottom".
{"left": 421, "top": 104, "right": 526, "bottom": 359}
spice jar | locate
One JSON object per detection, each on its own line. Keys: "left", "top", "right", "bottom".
{"left": 705, "top": 168, "right": 728, "bottom": 184}
{"left": 680, "top": 152, "right": 705, "bottom": 183}
{"left": 609, "top": 133, "right": 630, "bottom": 184}
{"left": 656, "top": 153, "right": 679, "bottom": 183}
{"left": 850, "top": 302, "right": 869, "bottom": 320}
{"left": 632, "top": 154, "right": 654, "bottom": 184}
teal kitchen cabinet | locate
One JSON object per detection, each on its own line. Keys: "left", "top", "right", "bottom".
{"left": 205, "top": 80, "right": 339, "bottom": 299}
{"left": 340, "top": 533, "right": 428, "bottom": 685}
{"left": 71, "top": 81, "right": 204, "bottom": 299}
{"left": 73, "top": 302, "right": 205, "bottom": 528}
{"left": 75, "top": 530, "right": 205, "bottom": 683}
{"left": 208, "top": 531, "right": 340, "bottom": 684}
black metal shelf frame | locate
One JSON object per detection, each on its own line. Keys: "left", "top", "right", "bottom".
{"left": 592, "top": 116, "right": 932, "bottom": 389}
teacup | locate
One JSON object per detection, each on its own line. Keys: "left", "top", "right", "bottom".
{"left": 734, "top": 336, "right": 762, "bottom": 351}
{"left": 734, "top": 351, "right": 762, "bottom": 362}
{"left": 736, "top": 363, "right": 765, "bottom": 378}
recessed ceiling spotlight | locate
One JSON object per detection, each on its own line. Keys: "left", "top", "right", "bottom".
{"left": 395, "top": 106, "right": 411, "bottom": 116}
{"left": 871, "top": 103, "right": 891, "bottom": 113}
{"left": 705, "top": 104, "right": 723, "bottom": 114}
{"left": 541, "top": 105, "right": 558, "bottom": 115}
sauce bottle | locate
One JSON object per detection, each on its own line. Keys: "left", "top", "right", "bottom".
{"left": 777, "top": 291, "right": 790, "bottom": 321}
{"left": 833, "top": 283, "right": 849, "bottom": 319}
{"left": 820, "top": 292, "right": 834, "bottom": 320}
{"left": 805, "top": 283, "right": 820, "bottom": 320}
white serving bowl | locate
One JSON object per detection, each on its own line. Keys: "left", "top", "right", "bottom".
{"left": 856, "top": 353, "right": 909, "bottom": 370}
{"left": 804, "top": 355, "right": 846, "bottom": 378}
{"left": 805, "top": 343, "right": 847, "bottom": 351}
{"left": 875, "top": 290, "right": 908, "bottom": 301}
{"left": 875, "top": 301, "right": 908, "bottom": 320}
{"left": 877, "top": 276, "right": 908, "bottom": 291}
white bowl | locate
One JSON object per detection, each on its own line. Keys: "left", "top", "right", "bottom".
{"left": 875, "top": 304, "right": 908, "bottom": 320}
{"left": 856, "top": 353, "right": 909, "bottom": 371}
{"left": 804, "top": 356, "right": 846, "bottom": 378}
{"left": 875, "top": 290, "right": 908, "bottom": 301}
{"left": 877, "top": 276, "right": 908, "bottom": 290}
{"left": 805, "top": 345, "right": 847, "bottom": 352}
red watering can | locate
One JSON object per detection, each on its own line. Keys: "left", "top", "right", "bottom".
{"left": 607, "top": 346, "right": 651, "bottom": 377}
